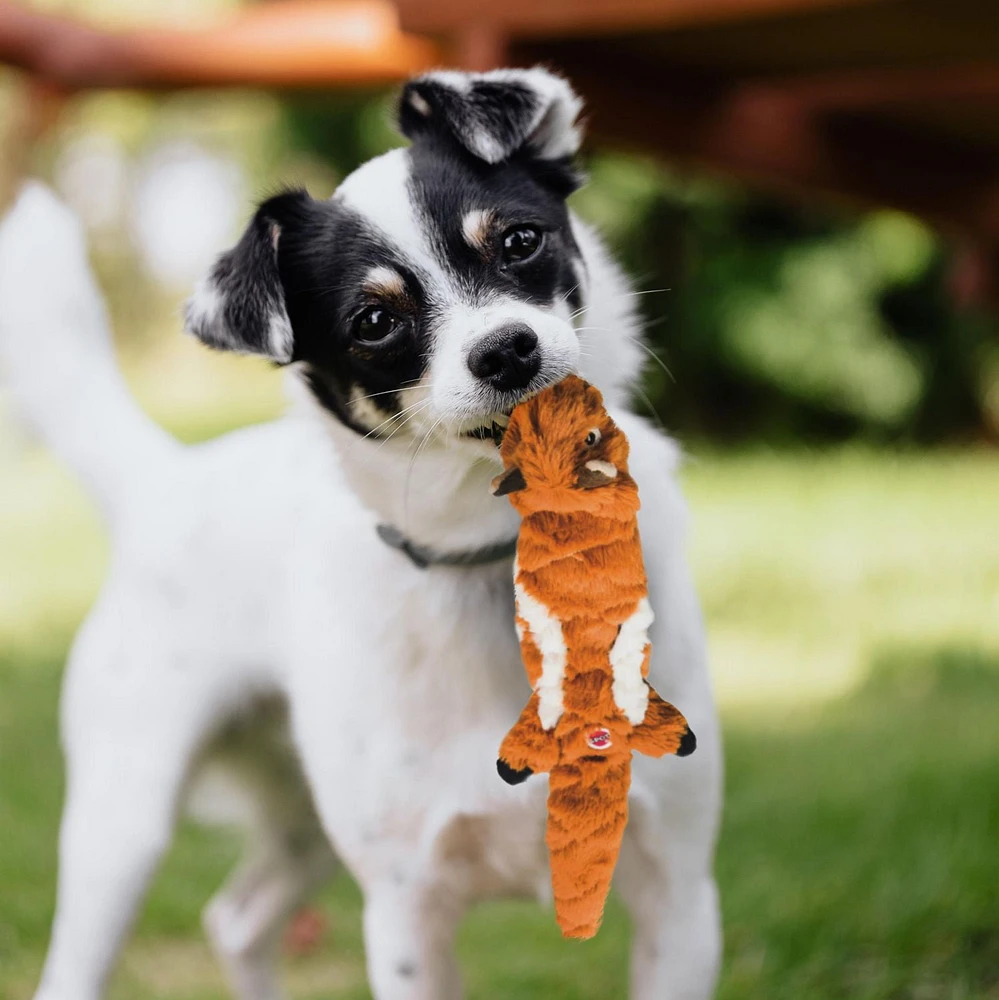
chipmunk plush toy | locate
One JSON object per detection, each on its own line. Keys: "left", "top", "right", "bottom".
{"left": 490, "top": 374, "right": 696, "bottom": 940}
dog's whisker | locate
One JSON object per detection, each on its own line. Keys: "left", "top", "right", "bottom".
{"left": 558, "top": 283, "right": 583, "bottom": 313}
{"left": 361, "top": 397, "right": 434, "bottom": 442}
{"left": 374, "top": 418, "right": 423, "bottom": 452}
{"left": 351, "top": 383, "right": 424, "bottom": 405}
{"left": 631, "top": 338, "right": 676, "bottom": 384}
{"left": 360, "top": 408, "right": 412, "bottom": 443}
{"left": 373, "top": 400, "right": 437, "bottom": 446}
{"left": 572, "top": 325, "right": 676, "bottom": 384}
{"left": 634, "top": 384, "right": 668, "bottom": 434}
{"left": 401, "top": 413, "right": 447, "bottom": 529}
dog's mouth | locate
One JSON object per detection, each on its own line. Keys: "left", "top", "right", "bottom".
{"left": 462, "top": 410, "right": 511, "bottom": 448}
{"left": 456, "top": 376, "right": 565, "bottom": 449}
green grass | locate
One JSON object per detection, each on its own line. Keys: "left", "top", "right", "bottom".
{"left": 2, "top": 439, "right": 998, "bottom": 999}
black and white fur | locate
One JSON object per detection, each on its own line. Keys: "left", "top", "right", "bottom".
{"left": 0, "top": 68, "right": 722, "bottom": 1000}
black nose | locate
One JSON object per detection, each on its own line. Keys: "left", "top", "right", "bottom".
{"left": 467, "top": 324, "right": 541, "bottom": 392}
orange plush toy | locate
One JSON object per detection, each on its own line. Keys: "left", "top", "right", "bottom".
{"left": 491, "top": 375, "right": 696, "bottom": 940}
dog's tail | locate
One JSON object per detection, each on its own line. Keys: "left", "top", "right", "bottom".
{"left": 0, "top": 182, "right": 179, "bottom": 517}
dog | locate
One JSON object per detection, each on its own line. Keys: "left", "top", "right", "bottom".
{"left": 0, "top": 68, "right": 722, "bottom": 1000}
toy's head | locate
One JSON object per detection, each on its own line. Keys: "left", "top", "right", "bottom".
{"left": 490, "top": 375, "right": 639, "bottom": 518}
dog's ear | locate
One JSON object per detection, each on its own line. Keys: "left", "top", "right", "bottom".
{"left": 399, "top": 68, "right": 583, "bottom": 170}
{"left": 185, "top": 189, "right": 321, "bottom": 362}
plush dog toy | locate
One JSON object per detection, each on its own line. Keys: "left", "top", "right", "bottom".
{"left": 490, "top": 374, "right": 696, "bottom": 940}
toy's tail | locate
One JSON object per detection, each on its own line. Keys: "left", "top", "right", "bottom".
{"left": 0, "top": 183, "right": 179, "bottom": 520}
{"left": 546, "top": 756, "right": 631, "bottom": 940}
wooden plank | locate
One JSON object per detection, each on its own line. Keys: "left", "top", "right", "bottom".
{"left": 0, "top": 1, "right": 440, "bottom": 89}
{"left": 537, "top": 45, "right": 999, "bottom": 242}
{"left": 396, "top": 0, "right": 883, "bottom": 40}
{"left": 773, "top": 64, "right": 999, "bottom": 112}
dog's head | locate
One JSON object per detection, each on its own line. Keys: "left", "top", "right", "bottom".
{"left": 186, "top": 68, "right": 592, "bottom": 450}
{"left": 490, "top": 375, "right": 638, "bottom": 519}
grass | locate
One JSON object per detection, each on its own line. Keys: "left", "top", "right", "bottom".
{"left": 2, "top": 400, "right": 998, "bottom": 997}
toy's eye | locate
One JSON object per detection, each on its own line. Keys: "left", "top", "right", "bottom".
{"left": 502, "top": 226, "right": 542, "bottom": 264}
{"left": 353, "top": 306, "right": 402, "bottom": 343}
{"left": 585, "top": 428, "right": 601, "bottom": 447}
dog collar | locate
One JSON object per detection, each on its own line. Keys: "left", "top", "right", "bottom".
{"left": 376, "top": 523, "right": 517, "bottom": 570}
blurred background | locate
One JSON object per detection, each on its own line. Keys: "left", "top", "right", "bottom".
{"left": 0, "top": 0, "right": 997, "bottom": 997}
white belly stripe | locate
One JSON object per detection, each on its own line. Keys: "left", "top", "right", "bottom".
{"left": 514, "top": 569, "right": 566, "bottom": 731}
{"left": 610, "top": 597, "right": 654, "bottom": 724}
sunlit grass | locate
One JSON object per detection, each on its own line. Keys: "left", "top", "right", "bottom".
{"left": 685, "top": 447, "right": 999, "bottom": 707}
{"left": 1, "top": 404, "right": 997, "bottom": 997}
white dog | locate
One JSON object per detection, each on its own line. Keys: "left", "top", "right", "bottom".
{"left": 0, "top": 68, "right": 722, "bottom": 1000}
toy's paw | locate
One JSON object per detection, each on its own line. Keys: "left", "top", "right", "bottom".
{"left": 497, "top": 759, "right": 533, "bottom": 785}
{"left": 676, "top": 727, "right": 697, "bottom": 757}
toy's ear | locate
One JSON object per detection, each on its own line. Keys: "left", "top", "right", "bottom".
{"left": 185, "top": 189, "right": 324, "bottom": 362}
{"left": 399, "top": 68, "right": 583, "bottom": 168}
{"left": 491, "top": 466, "right": 527, "bottom": 497}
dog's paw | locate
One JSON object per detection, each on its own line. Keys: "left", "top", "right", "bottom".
{"left": 496, "top": 758, "right": 533, "bottom": 785}
{"left": 676, "top": 727, "right": 697, "bottom": 757}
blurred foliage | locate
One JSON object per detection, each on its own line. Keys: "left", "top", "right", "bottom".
{"left": 282, "top": 91, "right": 404, "bottom": 183}
{"left": 282, "top": 98, "right": 999, "bottom": 446}
{"left": 575, "top": 155, "right": 999, "bottom": 446}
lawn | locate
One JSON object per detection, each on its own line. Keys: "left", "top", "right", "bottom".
{"left": 2, "top": 411, "right": 998, "bottom": 998}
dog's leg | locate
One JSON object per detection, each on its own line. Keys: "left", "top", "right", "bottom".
{"left": 615, "top": 795, "right": 722, "bottom": 1000}
{"left": 288, "top": 670, "right": 468, "bottom": 999}
{"left": 362, "top": 881, "right": 464, "bottom": 1000}
{"left": 33, "top": 616, "right": 222, "bottom": 1000}
{"left": 203, "top": 814, "right": 335, "bottom": 999}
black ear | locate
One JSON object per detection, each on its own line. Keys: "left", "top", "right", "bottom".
{"left": 399, "top": 68, "right": 583, "bottom": 167}
{"left": 490, "top": 466, "right": 527, "bottom": 497}
{"left": 185, "top": 189, "right": 317, "bottom": 362}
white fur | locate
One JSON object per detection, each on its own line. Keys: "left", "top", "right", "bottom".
{"left": 406, "top": 90, "right": 432, "bottom": 117}
{"left": 336, "top": 150, "right": 431, "bottom": 276}
{"left": 611, "top": 596, "right": 655, "bottom": 725}
{"left": 266, "top": 312, "right": 293, "bottom": 362}
{"left": 187, "top": 273, "right": 223, "bottom": 331}
{"left": 0, "top": 174, "right": 722, "bottom": 1000}
{"left": 513, "top": 566, "right": 567, "bottom": 730}
{"left": 0, "top": 183, "right": 179, "bottom": 518}
{"left": 585, "top": 458, "right": 618, "bottom": 479}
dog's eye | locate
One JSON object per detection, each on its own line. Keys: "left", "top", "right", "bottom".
{"left": 585, "top": 428, "right": 601, "bottom": 447}
{"left": 353, "top": 307, "right": 401, "bottom": 343}
{"left": 502, "top": 226, "right": 542, "bottom": 264}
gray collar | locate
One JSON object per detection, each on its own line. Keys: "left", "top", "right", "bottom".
{"left": 376, "top": 523, "right": 517, "bottom": 569}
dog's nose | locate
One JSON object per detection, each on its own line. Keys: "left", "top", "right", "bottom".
{"left": 467, "top": 324, "right": 541, "bottom": 392}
